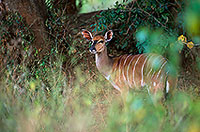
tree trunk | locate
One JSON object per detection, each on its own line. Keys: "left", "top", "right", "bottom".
{"left": 4, "top": 0, "right": 49, "bottom": 56}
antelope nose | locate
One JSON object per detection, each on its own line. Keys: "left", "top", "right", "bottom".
{"left": 89, "top": 47, "right": 96, "bottom": 54}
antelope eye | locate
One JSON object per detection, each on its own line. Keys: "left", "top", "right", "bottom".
{"left": 99, "top": 40, "right": 104, "bottom": 43}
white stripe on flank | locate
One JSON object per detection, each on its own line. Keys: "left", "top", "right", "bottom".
{"left": 166, "top": 81, "right": 169, "bottom": 93}
{"left": 133, "top": 54, "right": 143, "bottom": 87}
{"left": 141, "top": 55, "right": 148, "bottom": 86}
{"left": 151, "top": 71, "right": 156, "bottom": 80}
{"left": 146, "top": 54, "right": 156, "bottom": 78}
{"left": 127, "top": 55, "right": 136, "bottom": 88}
{"left": 122, "top": 54, "right": 132, "bottom": 82}
{"left": 156, "top": 60, "right": 167, "bottom": 79}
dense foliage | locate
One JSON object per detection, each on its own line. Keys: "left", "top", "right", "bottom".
{"left": 92, "top": 0, "right": 182, "bottom": 51}
{"left": 0, "top": 0, "right": 200, "bottom": 132}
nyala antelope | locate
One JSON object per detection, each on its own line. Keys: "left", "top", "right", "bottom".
{"left": 82, "top": 29, "right": 177, "bottom": 99}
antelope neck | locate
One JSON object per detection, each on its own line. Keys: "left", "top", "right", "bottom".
{"left": 95, "top": 47, "right": 113, "bottom": 78}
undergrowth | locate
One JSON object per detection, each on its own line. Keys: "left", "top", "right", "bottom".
{"left": 0, "top": 55, "right": 111, "bottom": 132}
{"left": 0, "top": 56, "right": 200, "bottom": 132}
{"left": 0, "top": 0, "right": 200, "bottom": 132}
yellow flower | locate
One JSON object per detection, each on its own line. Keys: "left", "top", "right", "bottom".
{"left": 178, "top": 35, "right": 187, "bottom": 43}
{"left": 187, "top": 41, "right": 194, "bottom": 49}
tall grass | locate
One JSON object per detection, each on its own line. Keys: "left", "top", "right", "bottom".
{"left": 0, "top": 53, "right": 200, "bottom": 132}
{"left": 0, "top": 54, "right": 113, "bottom": 132}
{"left": 105, "top": 92, "right": 200, "bottom": 132}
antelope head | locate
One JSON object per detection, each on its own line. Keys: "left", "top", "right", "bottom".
{"left": 82, "top": 30, "right": 113, "bottom": 54}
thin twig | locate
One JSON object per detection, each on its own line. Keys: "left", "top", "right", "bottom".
{"left": 126, "top": 1, "right": 136, "bottom": 24}
{"left": 136, "top": 2, "right": 168, "bottom": 30}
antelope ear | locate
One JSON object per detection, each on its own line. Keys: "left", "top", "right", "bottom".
{"left": 82, "top": 29, "right": 93, "bottom": 41}
{"left": 104, "top": 30, "right": 113, "bottom": 42}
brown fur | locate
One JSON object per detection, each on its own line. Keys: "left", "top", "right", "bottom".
{"left": 82, "top": 30, "right": 177, "bottom": 97}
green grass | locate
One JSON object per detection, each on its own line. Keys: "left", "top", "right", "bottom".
{"left": 0, "top": 54, "right": 200, "bottom": 132}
